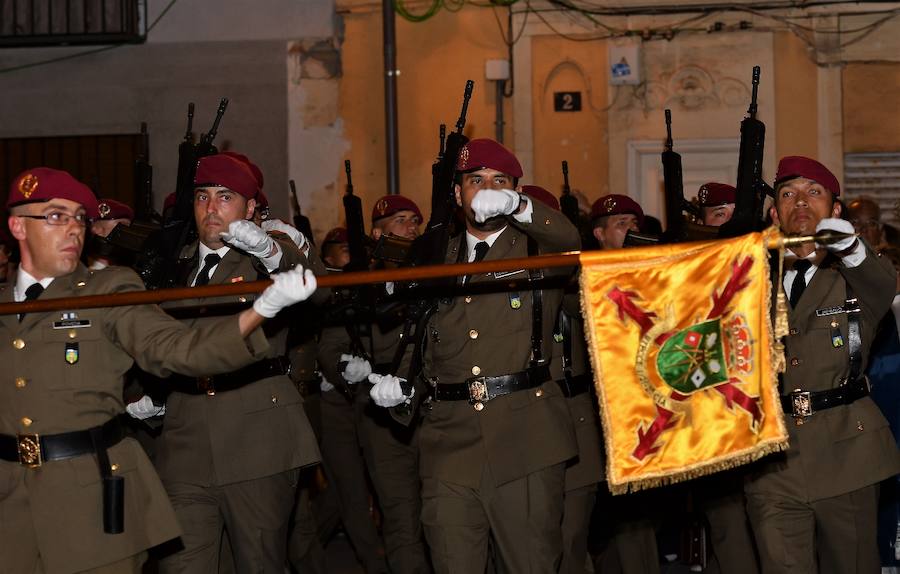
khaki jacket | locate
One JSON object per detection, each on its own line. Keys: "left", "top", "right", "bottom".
{"left": 412, "top": 200, "right": 581, "bottom": 487}
{"left": 0, "top": 264, "right": 268, "bottom": 573}
{"left": 746, "top": 249, "right": 900, "bottom": 501}
{"left": 154, "top": 238, "right": 323, "bottom": 486}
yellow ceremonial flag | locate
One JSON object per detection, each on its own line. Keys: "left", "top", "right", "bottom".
{"left": 580, "top": 229, "right": 788, "bottom": 494}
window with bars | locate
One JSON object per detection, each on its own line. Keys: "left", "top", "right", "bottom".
{"left": 0, "top": 0, "right": 145, "bottom": 46}
{"left": 844, "top": 152, "right": 900, "bottom": 227}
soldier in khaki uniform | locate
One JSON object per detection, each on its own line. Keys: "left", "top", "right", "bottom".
{"left": 154, "top": 153, "right": 324, "bottom": 573}
{"left": 523, "top": 185, "right": 604, "bottom": 574}
{"left": 745, "top": 156, "right": 900, "bottom": 573}
{"left": 369, "top": 139, "right": 580, "bottom": 573}
{"left": 587, "top": 194, "right": 664, "bottom": 574}
{"left": 319, "top": 197, "right": 432, "bottom": 574}
{"left": 316, "top": 225, "right": 389, "bottom": 574}
{"left": 0, "top": 167, "right": 317, "bottom": 574}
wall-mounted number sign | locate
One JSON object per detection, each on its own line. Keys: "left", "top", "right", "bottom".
{"left": 554, "top": 92, "right": 582, "bottom": 112}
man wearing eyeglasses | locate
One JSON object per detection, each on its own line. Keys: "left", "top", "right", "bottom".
{"left": 0, "top": 166, "right": 318, "bottom": 573}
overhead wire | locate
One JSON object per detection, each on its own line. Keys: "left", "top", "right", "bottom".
{"left": 0, "top": 0, "right": 180, "bottom": 75}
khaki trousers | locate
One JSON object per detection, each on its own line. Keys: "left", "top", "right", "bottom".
{"left": 422, "top": 462, "right": 566, "bottom": 574}
{"left": 359, "top": 401, "right": 431, "bottom": 574}
{"left": 157, "top": 470, "right": 299, "bottom": 574}
{"left": 746, "top": 483, "right": 879, "bottom": 574}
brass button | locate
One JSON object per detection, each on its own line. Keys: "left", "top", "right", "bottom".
{"left": 474, "top": 402, "right": 484, "bottom": 412}
{"left": 857, "top": 420, "right": 864, "bottom": 431}
{"left": 22, "top": 417, "right": 33, "bottom": 427}
{"left": 12, "top": 338, "right": 25, "bottom": 350}
{"left": 271, "top": 395, "right": 278, "bottom": 404}
{"left": 471, "top": 366, "right": 481, "bottom": 376}
{"left": 239, "top": 297, "right": 247, "bottom": 303}
{"left": 76, "top": 281, "right": 86, "bottom": 288}
{"left": 15, "top": 377, "right": 26, "bottom": 389}
{"left": 535, "top": 389, "right": 544, "bottom": 397}
{"left": 789, "top": 328, "right": 798, "bottom": 335}
{"left": 578, "top": 416, "right": 585, "bottom": 422}
{"left": 790, "top": 358, "right": 800, "bottom": 366}
{"left": 465, "top": 296, "right": 472, "bottom": 304}
{"left": 110, "top": 463, "right": 120, "bottom": 472}
{"left": 68, "top": 330, "right": 77, "bottom": 339}
{"left": 544, "top": 219, "right": 551, "bottom": 225}
{"left": 469, "top": 329, "right": 479, "bottom": 340}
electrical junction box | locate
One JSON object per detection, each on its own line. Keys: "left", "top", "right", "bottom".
{"left": 608, "top": 40, "right": 641, "bottom": 85}
{"left": 485, "top": 59, "right": 510, "bottom": 81}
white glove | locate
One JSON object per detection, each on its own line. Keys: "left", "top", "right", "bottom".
{"left": 816, "top": 218, "right": 857, "bottom": 253}
{"left": 471, "top": 188, "right": 521, "bottom": 223}
{"left": 320, "top": 378, "right": 336, "bottom": 393}
{"left": 340, "top": 354, "right": 372, "bottom": 384}
{"left": 253, "top": 266, "right": 317, "bottom": 318}
{"left": 368, "top": 373, "right": 414, "bottom": 407}
{"left": 262, "top": 219, "right": 307, "bottom": 250}
{"left": 125, "top": 395, "right": 165, "bottom": 420}
{"left": 222, "top": 219, "right": 282, "bottom": 270}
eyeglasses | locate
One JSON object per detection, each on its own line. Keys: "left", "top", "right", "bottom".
{"left": 18, "top": 212, "right": 90, "bottom": 227}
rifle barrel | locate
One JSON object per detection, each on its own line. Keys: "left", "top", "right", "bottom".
{"left": 205, "top": 97, "right": 229, "bottom": 144}
{"left": 455, "top": 80, "right": 475, "bottom": 134}
{"left": 0, "top": 231, "right": 850, "bottom": 315}
{"left": 665, "top": 109, "right": 673, "bottom": 151}
{"left": 748, "top": 66, "right": 760, "bottom": 117}
{"left": 345, "top": 160, "right": 353, "bottom": 190}
{"left": 562, "top": 161, "right": 570, "bottom": 193}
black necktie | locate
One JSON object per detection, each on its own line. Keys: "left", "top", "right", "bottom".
{"left": 195, "top": 253, "right": 221, "bottom": 286}
{"left": 789, "top": 259, "right": 812, "bottom": 308}
{"left": 472, "top": 241, "right": 490, "bottom": 263}
{"left": 19, "top": 283, "right": 44, "bottom": 322}
{"left": 462, "top": 242, "right": 490, "bottom": 286}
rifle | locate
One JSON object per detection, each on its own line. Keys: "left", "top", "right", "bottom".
{"left": 289, "top": 180, "right": 315, "bottom": 245}
{"left": 560, "top": 161, "right": 580, "bottom": 225}
{"left": 719, "top": 67, "right": 773, "bottom": 238}
{"left": 408, "top": 80, "right": 474, "bottom": 268}
{"left": 343, "top": 160, "right": 370, "bottom": 272}
{"left": 137, "top": 99, "right": 229, "bottom": 288}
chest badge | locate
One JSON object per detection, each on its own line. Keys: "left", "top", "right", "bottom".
{"left": 509, "top": 293, "right": 522, "bottom": 309}
{"left": 65, "top": 342, "right": 79, "bottom": 364}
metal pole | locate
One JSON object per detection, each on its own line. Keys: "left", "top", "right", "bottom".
{"left": 383, "top": 0, "right": 400, "bottom": 195}
{"left": 495, "top": 79, "right": 506, "bottom": 144}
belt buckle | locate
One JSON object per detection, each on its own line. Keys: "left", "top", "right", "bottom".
{"left": 16, "top": 433, "right": 42, "bottom": 468}
{"left": 198, "top": 376, "right": 216, "bottom": 396}
{"left": 790, "top": 389, "right": 813, "bottom": 423}
{"left": 468, "top": 377, "right": 490, "bottom": 404}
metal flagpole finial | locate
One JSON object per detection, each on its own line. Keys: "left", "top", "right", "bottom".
{"left": 777, "top": 230, "right": 858, "bottom": 248}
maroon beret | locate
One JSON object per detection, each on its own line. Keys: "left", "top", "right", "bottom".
{"left": 521, "top": 185, "right": 560, "bottom": 211}
{"left": 221, "top": 151, "right": 264, "bottom": 189}
{"left": 194, "top": 153, "right": 260, "bottom": 201}
{"left": 372, "top": 195, "right": 423, "bottom": 223}
{"left": 775, "top": 156, "right": 840, "bottom": 197}
{"left": 590, "top": 194, "right": 644, "bottom": 226}
{"left": 96, "top": 198, "right": 135, "bottom": 221}
{"left": 456, "top": 138, "right": 523, "bottom": 179}
{"left": 6, "top": 167, "right": 99, "bottom": 215}
{"left": 322, "top": 227, "right": 348, "bottom": 245}
{"left": 697, "top": 182, "right": 736, "bottom": 207}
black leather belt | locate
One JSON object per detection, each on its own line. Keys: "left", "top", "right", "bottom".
{"left": 170, "top": 357, "right": 291, "bottom": 395}
{"left": 434, "top": 365, "right": 551, "bottom": 403}
{"left": 780, "top": 377, "right": 870, "bottom": 419}
{"left": 557, "top": 374, "right": 592, "bottom": 398}
{"left": 0, "top": 417, "right": 124, "bottom": 468}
